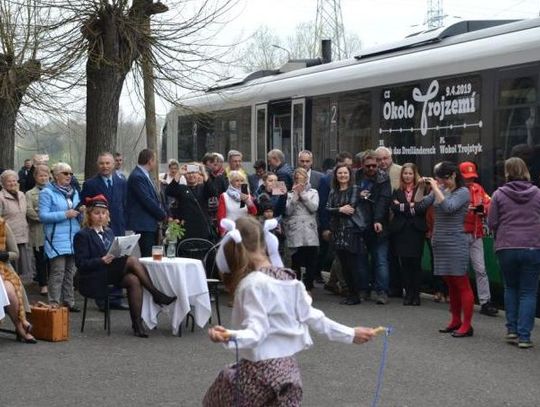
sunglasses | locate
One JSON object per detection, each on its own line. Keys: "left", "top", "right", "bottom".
{"left": 60, "top": 172, "right": 73, "bottom": 176}
{"left": 365, "top": 164, "right": 377, "bottom": 169}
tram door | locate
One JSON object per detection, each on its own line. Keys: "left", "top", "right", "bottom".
{"left": 264, "top": 99, "right": 306, "bottom": 166}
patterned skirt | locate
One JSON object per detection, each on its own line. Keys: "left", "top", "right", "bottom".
{"left": 203, "top": 356, "right": 303, "bottom": 407}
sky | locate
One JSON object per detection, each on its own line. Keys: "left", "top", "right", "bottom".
{"left": 126, "top": 0, "right": 540, "bottom": 118}
{"left": 228, "top": 0, "right": 540, "bottom": 47}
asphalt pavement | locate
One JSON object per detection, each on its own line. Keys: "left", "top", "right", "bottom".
{"left": 1, "top": 285, "right": 539, "bottom": 407}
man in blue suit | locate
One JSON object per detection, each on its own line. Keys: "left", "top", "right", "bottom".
{"left": 127, "top": 149, "right": 167, "bottom": 257}
{"left": 81, "top": 152, "right": 127, "bottom": 236}
{"left": 80, "top": 152, "right": 129, "bottom": 310}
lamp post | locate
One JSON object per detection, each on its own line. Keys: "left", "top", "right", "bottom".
{"left": 271, "top": 44, "right": 292, "bottom": 61}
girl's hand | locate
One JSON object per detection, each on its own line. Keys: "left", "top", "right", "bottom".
{"left": 353, "top": 327, "right": 376, "bottom": 344}
{"left": 208, "top": 325, "right": 231, "bottom": 343}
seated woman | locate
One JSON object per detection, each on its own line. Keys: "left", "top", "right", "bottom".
{"left": 74, "top": 195, "right": 177, "bottom": 338}
{"left": 0, "top": 217, "right": 36, "bottom": 343}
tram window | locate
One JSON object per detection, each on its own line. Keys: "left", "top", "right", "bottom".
{"left": 499, "top": 77, "right": 537, "bottom": 106}
{"left": 338, "top": 92, "right": 371, "bottom": 156}
{"left": 213, "top": 108, "right": 252, "bottom": 161}
{"left": 495, "top": 75, "right": 540, "bottom": 186}
{"left": 495, "top": 106, "right": 540, "bottom": 186}
{"left": 178, "top": 115, "right": 195, "bottom": 161}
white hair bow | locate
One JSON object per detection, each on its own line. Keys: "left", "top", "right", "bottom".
{"left": 264, "top": 219, "right": 284, "bottom": 267}
{"left": 216, "top": 218, "right": 242, "bottom": 274}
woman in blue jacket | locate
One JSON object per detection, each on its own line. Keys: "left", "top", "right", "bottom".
{"left": 39, "top": 163, "right": 81, "bottom": 311}
{"left": 74, "top": 195, "right": 176, "bottom": 337}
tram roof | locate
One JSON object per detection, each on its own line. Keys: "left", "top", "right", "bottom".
{"left": 171, "top": 17, "right": 540, "bottom": 114}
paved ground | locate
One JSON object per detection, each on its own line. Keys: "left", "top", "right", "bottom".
{"left": 1, "top": 285, "right": 539, "bottom": 407}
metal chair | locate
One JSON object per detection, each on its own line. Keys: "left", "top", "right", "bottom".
{"left": 78, "top": 273, "right": 124, "bottom": 336}
{"left": 177, "top": 238, "right": 222, "bottom": 328}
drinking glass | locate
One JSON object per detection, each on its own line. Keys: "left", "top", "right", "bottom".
{"left": 152, "top": 245, "right": 164, "bottom": 261}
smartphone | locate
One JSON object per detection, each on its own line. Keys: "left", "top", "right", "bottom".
{"left": 186, "top": 164, "right": 199, "bottom": 173}
{"left": 240, "top": 183, "right": 248, "bottom": 207}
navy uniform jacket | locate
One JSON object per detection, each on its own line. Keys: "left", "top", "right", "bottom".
{"left": 126, "top": 166, "right": 166, "bottom": 232}
{"left": 80, "top": 172, "right": 127, "bottom": 236}
{"left": 74, "top": 227, "right": 114, "bottom": 297}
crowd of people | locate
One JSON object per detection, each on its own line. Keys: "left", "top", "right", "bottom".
{"left": 1, "top": 146, "right": 539, "bottom": 353}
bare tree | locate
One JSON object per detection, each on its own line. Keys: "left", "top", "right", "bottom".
{"left": 0, "top": 0, "right": 50, "bottom": 169}
{"left": 237, "top": 21, "right": 363, "bottom": 74}
{"left": 43, "top": 0, "right": 237, "bottom": 178}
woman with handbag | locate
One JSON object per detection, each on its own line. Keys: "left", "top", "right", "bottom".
{"left": 326, "top": 164, "right": 365, "bottom": 305}
{"left": 390, "top": 163, "right": 427, "bottom": 306}
{"left": 0, "top": 217, "right": 37, "bottom": 343}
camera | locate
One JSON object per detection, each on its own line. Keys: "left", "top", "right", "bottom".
{"left": 474, "top": 204, "right": 484, "bottom": 213}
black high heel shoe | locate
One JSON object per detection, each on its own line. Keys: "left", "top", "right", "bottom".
{"left": 153, "top": 292, "right": 177, "bottom": 306}
{"left": 452, "top": 327, "right": 474, "bottom": 338}
{"left": 438, "top": 324, "right": 461, "bottom": 333}
{"left": 132, "top": 320, "right": 149, "bottom": 338}
{"left": 25, "top": 323, "right": 33, "bottom": 334}
{"left": 16, "top": 325, "right": 37, "bottom": 344}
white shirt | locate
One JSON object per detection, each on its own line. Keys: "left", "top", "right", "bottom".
{"left": 224, "top": 271, "right": 355, "bottom": 361}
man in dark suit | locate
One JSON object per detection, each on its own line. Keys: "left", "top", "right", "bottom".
{"left": 114, "top": 152, "right": 127, "bottom": 180}
{"left": 298, "top": 150, "right": 323, "bottom": 190}
{"left": 248, "top": 159, "right": 266, "bottom": 195}
{"left": 80, "top": 152, "right": 128, "bottom": 310}
{"left": 81, "top": 152, "right": 127, "bottom": 236}
{"left": 127, "top": 149, "right": 167, "bottom": 257}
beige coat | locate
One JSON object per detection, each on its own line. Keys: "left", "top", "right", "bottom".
{"left": 0, "top": 189, "right": 29, "bottom": 244}
{"left": 26, "top": 186, "right": 45, "bottom": 248}
{"left": 284, "top": 188, "right": 320, "bottom": 248}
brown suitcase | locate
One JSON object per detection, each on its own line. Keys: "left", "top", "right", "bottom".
{"left": 28, "top": 302, "right": 69, "bottom": 342}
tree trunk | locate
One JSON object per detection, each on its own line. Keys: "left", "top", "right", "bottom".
{"left": 0, "top": 99, "right": 20, "bottom": 170}
{"left": 85, "top": 60, "right": 127, "bottom": 178}
{"left": 141, "top": 18, "right": 158, "bottom": 182}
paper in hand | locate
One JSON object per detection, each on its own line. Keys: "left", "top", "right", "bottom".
{"left": 107, "top": 234, "right": 141, "bottom": 258}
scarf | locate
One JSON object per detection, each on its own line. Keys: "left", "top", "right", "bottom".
{"left": 226, "top": 185, "right": 242, "bottom": 202}
{"left": 53, "top": 182, "right": 74, "bottom": 208}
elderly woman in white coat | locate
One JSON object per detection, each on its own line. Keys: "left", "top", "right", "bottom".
{"left": 284, "top": 167, "right": 319, "bottom": 292}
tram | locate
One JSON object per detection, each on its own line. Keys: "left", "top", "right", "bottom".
{"left": 164, "top": 18, "right": 540, "bottom": 195}
{"left": 163, "top": 18, "right": 540, "bottom": 306}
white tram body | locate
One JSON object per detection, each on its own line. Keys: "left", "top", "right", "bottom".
{"left": 164, "top": 18, "right": 540, "bottom": 191}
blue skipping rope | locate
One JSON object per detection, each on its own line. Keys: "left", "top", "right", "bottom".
{"left": 371, "top": 326, "right": 393, "bottom": 407}
{"left": 230, "top": 337, "right": 241, "bottom": 407}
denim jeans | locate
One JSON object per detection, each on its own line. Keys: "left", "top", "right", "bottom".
{"left": 365, "top": 234, "right": 389, "bottom": 294}
{"left": 497, "top": 249, "right": 540, "bottom": 342}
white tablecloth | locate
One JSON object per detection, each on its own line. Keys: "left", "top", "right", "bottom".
{"left": 140, "top": 257, "right": 211, "bottom": 335}
{"left": 0, "top": 276, "right": 10, "bottom": 321}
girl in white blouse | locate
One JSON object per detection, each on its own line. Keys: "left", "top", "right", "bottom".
{"left": 203, "top": 216, "right": 375, "bottom": 407}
